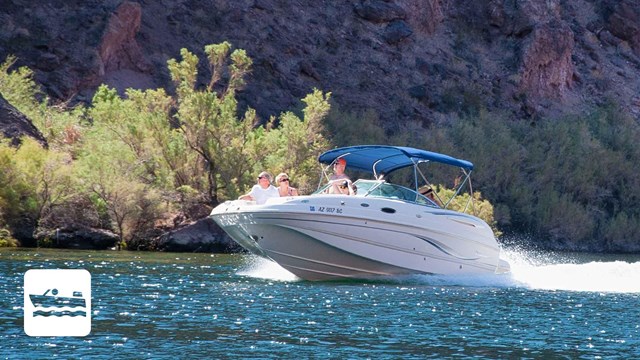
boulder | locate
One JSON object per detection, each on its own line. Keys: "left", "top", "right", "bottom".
{"left": 155, "top": 217, "right": 243, "bottom": 253}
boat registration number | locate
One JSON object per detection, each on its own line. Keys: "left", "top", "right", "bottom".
{"left": 310, "top": 206, "right": 343, "bottom": 214}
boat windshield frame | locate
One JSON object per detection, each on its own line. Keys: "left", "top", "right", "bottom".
{"left": 316, "top": 145, "right": 478, "bottom": 213}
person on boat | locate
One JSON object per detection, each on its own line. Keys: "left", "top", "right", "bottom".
{"left": 275, "top": 172, "right": 299, "bottom": 197}
{"left": 328, "top": 158, "right": 351, "bottom": 194}
{"left": 419, "top": 186, "right": 443, "bottom": 207}
{"left": 329, "top": 158, "right": 349, "bottom": 181}
{"left": 238, "top": 171, "right": 279, "bottom": 204}
{"left": 337, "top": 179, "right": 357, "bottom": 195}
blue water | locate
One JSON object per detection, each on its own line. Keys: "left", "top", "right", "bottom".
{"left": 1, "top": 248, "right": 639, "bottom": 359}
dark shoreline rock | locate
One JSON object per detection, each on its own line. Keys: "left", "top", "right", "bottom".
{"left": 154, "top": 217, "right": 243, "bottom": 253}
{"left": 34, "top": 227, "right": 119, "bottom": 250}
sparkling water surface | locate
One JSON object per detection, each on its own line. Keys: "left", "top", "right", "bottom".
{"left": 1, "top": 248, "right": 639, "bottom": 359}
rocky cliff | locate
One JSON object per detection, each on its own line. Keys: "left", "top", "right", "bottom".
{"left": 1, "top": 0, "right": 639, "bottom": 129}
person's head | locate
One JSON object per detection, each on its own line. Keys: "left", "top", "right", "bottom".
{"left": 257, "top": 171, "right": 272, "bottom": 188}
{"left": 337, "top": 180, "right": 356, "bottom": 195}
{"left": 338, "top": 180, "right": 349, "bottom": 193}
{"left": 333, "top": 158, "right": 347, "bottom": 174}
{"left": 275, "top": 173, "right": 290, "bottom": 187}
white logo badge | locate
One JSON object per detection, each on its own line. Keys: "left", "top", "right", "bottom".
{"left": 24, "top": 269, "right": 91, "bottom": 337}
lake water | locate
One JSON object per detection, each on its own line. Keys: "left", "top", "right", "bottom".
{"left": 1, "top": 247, "right": 639, "bottom": 359}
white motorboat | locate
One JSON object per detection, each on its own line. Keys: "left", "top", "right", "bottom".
{"left": 210, "top": 145, "right": 510, "bottom": 281}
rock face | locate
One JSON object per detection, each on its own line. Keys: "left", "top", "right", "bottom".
{"left": 519, "top": 21, "right": 574, "bottom": 99}
{"left": 155, "top": 218, "right": 242, "bottom": 253}
{"left": 0, "top": 94, "right": 46, "bottom": 146}
{"left": 94, "top": 1, "right": 153, "bottom": 92}
{"left": 1, "top": 0, "right": 639, "bottom": 123}
{"left": 99, "top": 2, "right": 147, "bottom": 73}
{"left": 35, "top": 227, "right": 120, "bottom": 250}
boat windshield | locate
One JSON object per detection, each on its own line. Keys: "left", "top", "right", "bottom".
{"left": 312, "top": 180, "right": 440, "bottom": 208}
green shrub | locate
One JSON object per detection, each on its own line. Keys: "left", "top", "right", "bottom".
{"left": 0, "top": 228, "right": 18, "bottom": 247}
{"left": 324, "top": 107, "right": 387, "bottom": 147}
{"left": 0, "top": 56, "right": 86, "bottom": 150}
{"left": 0, "top": 136, "right": 75, "bottom": 239}
{"left": 0, "top": 56, "right": 40, "bottom": 114}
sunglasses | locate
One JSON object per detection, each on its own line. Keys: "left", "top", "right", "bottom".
{"left": 279, "top": 178, "right": 289, "bottom": 182}
{"left": 258, "top": 176, "right": 269, "bottom": 180}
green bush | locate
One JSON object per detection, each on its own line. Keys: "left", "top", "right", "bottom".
{"left": 324, "top": 107, "right": 387, "bottom": 147}
{"left": 0, "top": 56, "right": 86, "bottom": 150}
{"left": 439, "top": 102, "right": 640, "bottom": 247}
{"left": 0, "top": 137, "right": 75, "bottom": 240}
{"left": 0, "top": 56, "right": 40, "bottom": 114}
{"left": 0, "top": 228, "right": 18, "bottom": 247}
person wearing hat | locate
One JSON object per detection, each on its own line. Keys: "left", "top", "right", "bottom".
{"left": 329, "top": 157, "right": 349, "bottom": 181}
{"left": 328, "top": 158, "right": 353, "bottom": 194}
{"left": 239, "top": 171, "right": 280, "bottom": 204}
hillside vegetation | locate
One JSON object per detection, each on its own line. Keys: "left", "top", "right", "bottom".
{"left": 0, "top": 44, "right": 331, "bottom": 248}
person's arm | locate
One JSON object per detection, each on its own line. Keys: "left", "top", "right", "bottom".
{"left": 328, "top": 179, "right": 344, "bottom": 194}
{"left": 239, "top": 186, "right": 256, "bottom": 201}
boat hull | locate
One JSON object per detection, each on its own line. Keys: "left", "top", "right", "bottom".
{"left": 211, "top": 196, "right": 509, "bottom": 281}
{"left": 29, "top": 294, "right": 86, "bottom": 308}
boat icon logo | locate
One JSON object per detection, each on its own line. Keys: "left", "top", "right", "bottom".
{"left": 24, "top": 269, "right": 91, "bottom": 337}
{"left": 29, "top": 288, "right": 87, "bottom": 317}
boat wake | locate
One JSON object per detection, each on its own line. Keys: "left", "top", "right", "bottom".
{"left": 499, "top": 249, "right": 640, "bottom": 293}
{"left": 237, "top": 256, "right": 300, "bottom": 282}
{"left": 404, "top": 249, "right": 640, "bottom": 293}
{"left": 238, "top": 251, "right": 640, "bottom": 293}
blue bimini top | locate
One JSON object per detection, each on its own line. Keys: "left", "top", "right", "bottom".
{"left": 318, "top": 145, "right": 474, "bottom": 176}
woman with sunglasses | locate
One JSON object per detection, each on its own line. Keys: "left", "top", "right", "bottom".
{"left": 238, "top": 171, "right": 279, "bottom": 204}
{"left": 275, "top": 173, "right": 299, "bottom": 197}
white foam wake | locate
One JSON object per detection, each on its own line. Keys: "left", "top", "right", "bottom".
{"left": 502, "top": 249, "right": 640, "bottom": 293}
{"left": 408, "top": 250, "right": 640, "bottom": 293}
{"left": 236, "top": 256, "right": 300, "bottom": 282}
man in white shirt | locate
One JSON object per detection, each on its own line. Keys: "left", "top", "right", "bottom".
{"left": 239, "top": 171, "right": 280, "bottom": 204}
